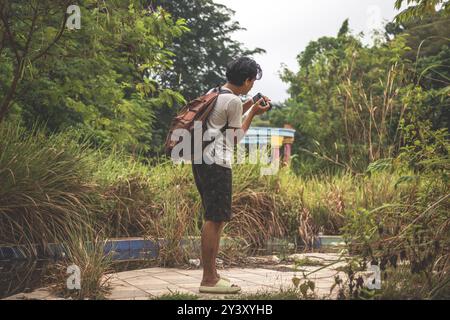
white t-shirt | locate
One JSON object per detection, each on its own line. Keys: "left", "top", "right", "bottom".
{"left": 203, "top": 88, "right": 243, "bottom": 168}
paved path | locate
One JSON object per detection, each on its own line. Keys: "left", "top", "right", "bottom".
{"left": 4, "top": 253, "right": 347, "bottom": 300}
{"left": 105, "top": 266, "right": 341, "bottom": 300}
{"left": 4, "top": 267, "right": 343, "bottom": 300}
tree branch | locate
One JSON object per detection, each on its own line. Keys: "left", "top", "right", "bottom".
{"left": 30, "top": 10, "right": 68, "bottom": 63}
{"left": 0, "top": 30, "right": 5, "bottom": 57}
{"left": 23, "top": 1, "right": 39, "bottom": 57}
{"left": 0, "top": 1, "right": 71, "bottom": 121}
{"left": 0, "top": 4, "right": 22, "bottom": 64}
{"left": 0, "top": 61, "right": 23, "bottom": 121}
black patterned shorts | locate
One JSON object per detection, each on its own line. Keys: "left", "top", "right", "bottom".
{"left": 192, "top": 163, "right": 232, "bottom": 222}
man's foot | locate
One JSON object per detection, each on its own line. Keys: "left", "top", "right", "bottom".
{"left": 200, "top": 270, "right": 230, "bottom": 286}
{"left": 216, "top": 273, "right": 230, "bottom": 282}
{"left": 200, "top": 276, "right": 221, "bottom": 287}
{"left": 199, "top": 278, "right": 241, "bottom": 294}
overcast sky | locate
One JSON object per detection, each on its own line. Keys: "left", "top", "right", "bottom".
{"left": 214, "top": 0, "right": 401, "bottom": 103}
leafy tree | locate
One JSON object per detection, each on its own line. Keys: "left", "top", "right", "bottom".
{"left": 1, "top": 0, "right": 188, "bottom": 153}
{"left": 278, "top": 20, "right": 415, "bottom": 174}
{"left": 386, "top": 11, "right": 450, "bottom": 130}
{"left": 387, "top": 10, "right": 450, "bottom": 59}
{"left": 0, "top": 0, "right": 71, "bottom": 121}
{"left": 151, "top": 0, "right": 265, "bottom": 100}
{"left": 338, "top": 19, "right": 350, "bottom": 38}
{"left": 395, "top": 0, "right": 449, "bottom": 23}
{"left": 277, "top": 10, "right": 449, "bottom": 175}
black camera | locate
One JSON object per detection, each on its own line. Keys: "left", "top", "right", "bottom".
{"left": 252, "top": 93, "right": 273, "bottom": 111}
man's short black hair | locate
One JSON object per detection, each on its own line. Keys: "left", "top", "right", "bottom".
{"left": 226, "top": 57, "right": 262, "bottom": 86}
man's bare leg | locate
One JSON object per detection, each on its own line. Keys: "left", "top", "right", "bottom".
{"left": 214, "top": 222, "right": 225, "bottom": 279}
{"left": 200, "top": 220, "right": 225, "bottom": 286}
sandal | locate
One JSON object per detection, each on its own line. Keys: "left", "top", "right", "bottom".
{"left": 199, "top": 278, "right": 241, "bottom": 294}
{"left": 218, "top": 275, "right": 230, "bottom": 282}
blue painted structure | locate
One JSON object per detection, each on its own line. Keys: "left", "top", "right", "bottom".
{"left": 240, "top": 127, "right": 296, "bottom": 145}
{"left": 0, "top": 238, "right": 160, "bottom": 262}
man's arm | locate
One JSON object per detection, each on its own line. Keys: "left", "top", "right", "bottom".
{"left": 240, "top": 106, "right": 257, "bottom": 134}
{"left": 230, "top": 99, "right": 270, "bottom": 146}
{"left": 242, "top": 98, "right": 254, "bottom": 115}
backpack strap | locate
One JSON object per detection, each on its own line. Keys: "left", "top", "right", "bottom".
{"left": 213, "top": 85, "right": 234, "bottom": 95}
{"left": 217, "top": 86, "right": 231, "bottom": 131}
{"left": 205, "top": 86, "right": 231, "bottom": 156}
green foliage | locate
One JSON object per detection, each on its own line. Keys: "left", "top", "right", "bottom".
{"left": 293, "top": 257, "right": 325, "bottom": 267}
{"left": 56, "top": 226, "right": 113, "bottom": 300}
{"left": 151, "top": 291, "right": 199, "bottom": 300}
{"left": 1, "top": 0, "right": 265, "bottom": 156}
{"left": 365, "top": 158, "right": 394, "bottom": 177}
{"left": 1, "top": 120, "right": 422, "bottom": 251}
{"left": 0, "top": 121, "right": 96, "bottom": 247}
{"left": 342, "top": 123, "right": 449, "bottom": 299}
{"left": 395, "top": 0, "right": 450, "bottom": 23}
{"left": 399, "top": 118, "right": 449, "bottom": 173}
{"left": 153, "top": 0, "right": 265, "bottom": 100}
{"left": 0, "top": 0, "right": 71, "bottom": 120}
{"left": 234, "top": 287, "right": 317, "bottom": 300}
{"left": 387, "top": 11, "right": 450, "bottom": 131}
{"left": 1, "top": 1, "right": 188, "bottom": 153}
{"left": 2, "top": 120, "right": 447, "bottom": 298}
{"left": 278, "top": 15, "right": 449, "bottom": 176}
{"left": 279, "top": 22, "right": 411, "bottom": 174}
{"left": 337, "top": 19, "right": 350, "bottom": 38}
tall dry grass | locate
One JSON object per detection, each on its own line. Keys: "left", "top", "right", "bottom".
{"left": 49, "top": 224, "right": 113, "bottom": 299}
{"left": 0, "top": 123, "right": 96, "bottom": 248}
{"left": 1, "top": 120, "right": 427, "bottom": 271}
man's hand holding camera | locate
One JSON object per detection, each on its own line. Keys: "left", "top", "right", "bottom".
{"left": 251, "top": 93, "right": 272, "bottom": 115}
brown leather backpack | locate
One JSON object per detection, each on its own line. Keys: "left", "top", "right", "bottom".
{"left": 164, "top": 87, "right": 231, "bottom": 160}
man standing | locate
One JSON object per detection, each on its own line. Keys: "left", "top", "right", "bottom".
{"left": 192, "top": 57, "right": 271, "bottom": 294}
